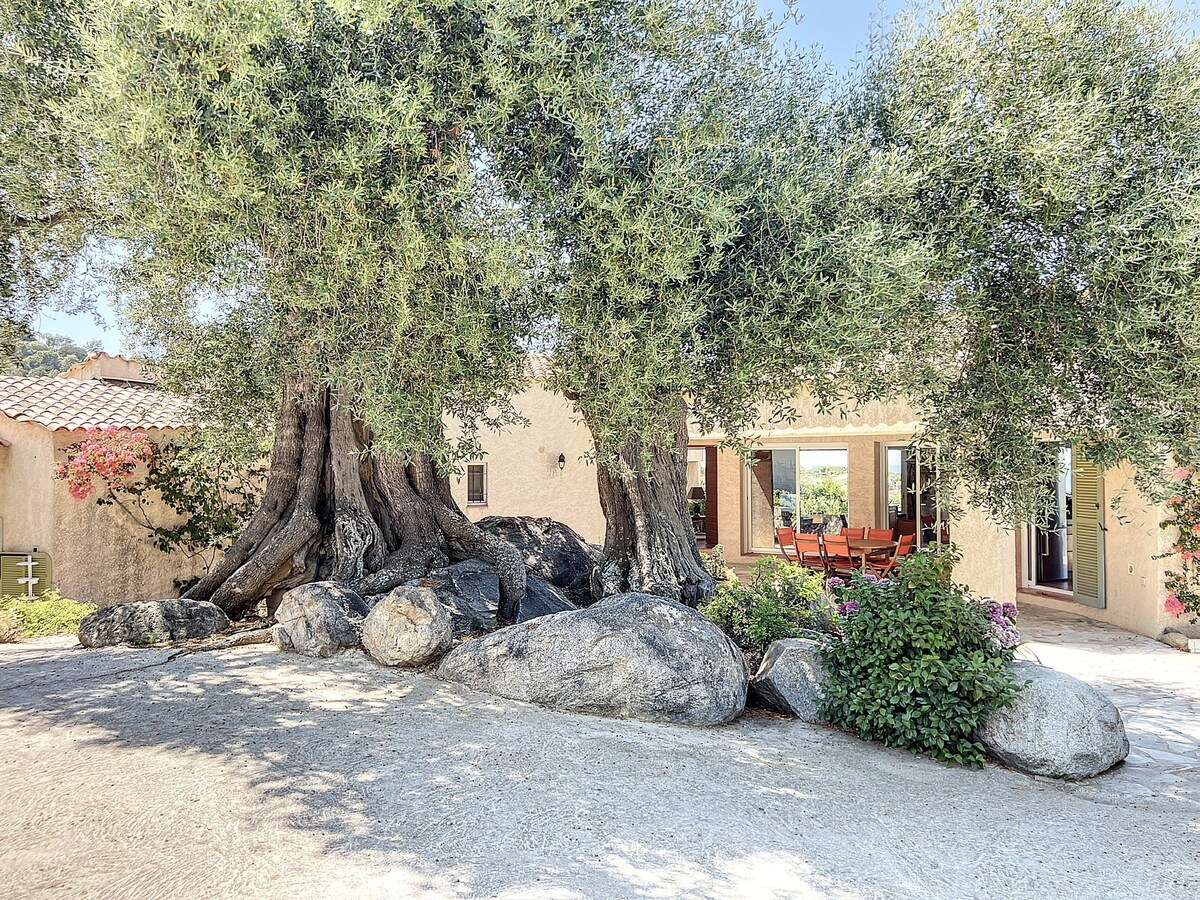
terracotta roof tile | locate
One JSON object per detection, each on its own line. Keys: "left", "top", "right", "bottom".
{"left": 0, "top": 375, "right": 190, "bottom": 432}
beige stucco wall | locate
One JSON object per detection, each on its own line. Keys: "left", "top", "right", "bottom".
{"left": 0, "top": 414, "right": 206, "bottom": 605}
{"left": 0, "top": 417, "right": 56, "bottom": 554}
{"left": 447, "top": 383, "right": 606, "bottom": 545}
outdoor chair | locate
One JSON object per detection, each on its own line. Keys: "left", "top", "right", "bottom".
{"left": 793, "top": 533, "right": 824, "bottom": 571}
{"left": 776, "top": 527, "right": 798, "bottom": 563}
{"left": 822, "top": 534, "right": 856, "bottom": 577}
{"left": 841, "top": 526, "right": 866, "bottom": 539}
{"left": 867, "top": 527, "right": 895, "bottom": 542}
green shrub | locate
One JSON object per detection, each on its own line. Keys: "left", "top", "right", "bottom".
{"left": 818, "top": 550, "right": 1021, "bottom": 767}
{"left": 0, "top": 590, "right": 97, "bottom": 639}
{"left": 699, "top": 544, "right": 728, "bottom": 582}
{"left": 0, "top": 610, "right": 20, "bottom": 643}
{"left": 700, "top": 557, "right": 832, "bottom": 654}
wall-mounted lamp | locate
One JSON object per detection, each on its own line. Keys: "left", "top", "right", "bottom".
{"left": 557, "top": 453, "right": 567, "bottom": 471}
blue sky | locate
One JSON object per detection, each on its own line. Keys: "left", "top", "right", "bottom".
{"left": 34, "top": 1, "right": 906, "bottom": 352}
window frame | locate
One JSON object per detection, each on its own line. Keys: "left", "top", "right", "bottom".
{"left": 466, "top": 462, "right": 488, "bottom": 507}
{"left": 741, "top": 443, "right": 850, "bottom": 554}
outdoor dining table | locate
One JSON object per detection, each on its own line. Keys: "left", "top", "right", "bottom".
{"left": 845, "top": 538, "right": 898, "bottom": 569}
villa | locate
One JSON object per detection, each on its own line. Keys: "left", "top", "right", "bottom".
{"left": 451, "top": 372, "right": 1178, "bottom": 641}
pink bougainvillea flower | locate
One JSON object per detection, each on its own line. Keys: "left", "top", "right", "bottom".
{"left": 1173, "top": 466, "right": 1192, "bottom": 482}
{"left": 1192, "top": 524, "right": 1200, "bottom": 536}
{"left": 1164, "top": 595, "right": 1186, "bottom": 617}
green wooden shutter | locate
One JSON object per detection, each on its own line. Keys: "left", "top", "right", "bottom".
{"left": 1072, "top": 458, "right": 1106, "bottom": 609}
{"left": 0, "top": 552, "right": 54, "bottom": 598}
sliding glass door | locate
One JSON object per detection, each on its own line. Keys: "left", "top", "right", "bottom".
{"left": 747, "top": 447, "right": 849, "bottom": 552}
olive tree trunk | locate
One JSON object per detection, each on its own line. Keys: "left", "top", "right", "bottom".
{"left": 591, "top": 403, "right": 716, "bottom": 606}
{"left": 184, "top": 375, "right": 525, "bottom": 620}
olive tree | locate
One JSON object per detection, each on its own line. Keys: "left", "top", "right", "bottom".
{"left": 66, "top": 0, "right": 736, "bottom": 618}
{"left": 514, "top": 4, "right": 925, "bottom": 603}
{"left": 0, "top": 0, "right": 96, "bottom": 353}
{"left": 867, "top": 0, "right": 1200, "bottom": 519}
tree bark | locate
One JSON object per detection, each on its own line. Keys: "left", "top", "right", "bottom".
{"left": 591, "top": 402, "right": 716, "bottom": 606}
{"left": 184, "top": 378, "right": 525, "bottom": 621}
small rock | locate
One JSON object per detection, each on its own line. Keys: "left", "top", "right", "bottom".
{"left": 749, "top": 638, "right": 827, "bottom": 722}
{"left": 274, "top": 581, "right": 368, "bottom": 658}
{"left": 437, "top": 592, "right": 748, "bottom": 725}
{"left": 1163, "top": 622, "right": 1200, "bottom": 639}
{"left": 362, "top": 585, "right": 452, "bottom": 667}
{"left": 1159, "top": 631, "right": 1190, "bottom": 651}
{"left": 78, "top": 599, "right": 229, "bottom": 648}
{"left": 976, "top": 661, "right": 1129, "bottom": 779}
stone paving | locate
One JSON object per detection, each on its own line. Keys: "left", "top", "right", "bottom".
{"left": 1016, "top": 604, "right": 1200, "bottom": 807}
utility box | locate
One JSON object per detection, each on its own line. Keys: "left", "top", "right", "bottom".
{"left": 0, "top": 551, "right": 54, "bottom": 598}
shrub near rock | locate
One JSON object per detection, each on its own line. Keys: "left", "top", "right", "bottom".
{"left": 819, "top": 551, "right": 1022, "bottom": 767}
{"left": 362, "top": 585, "right": 452, "bottom": 667}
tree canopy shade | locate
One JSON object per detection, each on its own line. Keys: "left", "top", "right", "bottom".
{"left": 517, "top": 3, "right": 926, "bottom": 602}
{"left": 0, "top": 0, "right": 97, "bottom": 354}
{"left": 62, "top": 0, "right": 774, "bottom": 616}
{"left": 866, "top": 0, "right": 1200, "bottom": 520}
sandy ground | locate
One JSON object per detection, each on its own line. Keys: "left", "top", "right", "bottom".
{"left": 0, "top": 623, "right": 1197, "bottom": 900}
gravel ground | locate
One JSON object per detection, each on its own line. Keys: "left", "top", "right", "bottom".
{"left": 0, "top": 635, "right": 1197, "bottom": 900}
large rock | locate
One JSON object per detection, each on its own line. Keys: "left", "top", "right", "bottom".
{"left": 437, "top": 592, "right": 748, "bottom": 725}
{"left": 476, "top": 516, "right": 601, "bottom": 606}
{"left": 362, "top": 585, "right": 452, "bottom": 667}
{"left": 78, "top": 599, "right": 229, "bottom": 648}
{"left": 749, "top": 638, "right": 827, "bottom": 723}
{"left": 976, "top": 661, "right": 1129, "bottom": 779}
{"left": 274, "top": 581, "right": 369, "bottom": 658}
{"left": 409, "top": 559, "right": 575, "bottom": 635}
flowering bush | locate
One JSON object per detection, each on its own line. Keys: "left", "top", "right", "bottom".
{"left": 981, "top": 600, "right": 1021, "bottom": 651}
{"left": 820, "top": 549, "right": 1022, "bottom": 767}
{"left": 54, "top": 429, "right": 262, "bottom": 576}
{"left": 53, "top": 426, "right": 154, "bottom": 500}
{"left": 1160, "top": 463, "right": 1200, "bottom": 623}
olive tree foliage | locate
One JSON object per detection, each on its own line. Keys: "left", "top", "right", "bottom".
{"left": 61, "top": 0, "right": 738, "bottom": 617}
{"left": 70, "top": 0, "right": 668, "bottom": 616}
{"left": 513, "top": 2, "right": 927, "bottom": 603}
{"left": 0, "top": 0, "right": 98, "bottom": 355}
{"left": 865, "top": 0, "right": 1200, "bottom": 521}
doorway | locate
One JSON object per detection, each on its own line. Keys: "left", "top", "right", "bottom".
{"left": 687, "top": 446, "right": 719, "bottom": 549}
{"left": 1026, "top": 446, "right": 1106, "bottom": 608}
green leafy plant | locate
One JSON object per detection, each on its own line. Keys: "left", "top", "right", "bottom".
{"left": 700, "top": 557, "right": 832, "bottom": 656}
{"left": 699, "top": 545, "right": 729, "bottom": 582}
{"left": 0, "top": 590, "right": 96, "bottom": 639}
{"left": 819, "top": 550, "right": 1022, "bottom": 767}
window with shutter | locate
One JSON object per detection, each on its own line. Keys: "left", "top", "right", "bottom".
{"left": 466, "top": 463, "right": 487, "bottom": 506}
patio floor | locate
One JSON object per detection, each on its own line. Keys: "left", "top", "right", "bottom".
{"left": 0, "top": 610, "right": 1197, "bottom": 899}
{"left": 1015, "top": 604, "right": 1200, "bottom": 807}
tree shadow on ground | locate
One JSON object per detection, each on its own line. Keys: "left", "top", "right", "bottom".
{"left": 0, "top": 640, "right": 1192, "bottom": 898}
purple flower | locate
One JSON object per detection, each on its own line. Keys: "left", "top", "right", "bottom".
{"left": 861, "top": 573, "right": 881, "bottom": 584}
{"left": 826, "top": 576, "right": 846, "bottom": 590}
{"left": 837, "top": 599, "right": 861, "bottom": 616}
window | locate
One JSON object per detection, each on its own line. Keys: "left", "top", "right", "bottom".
{"left": 746, "top": 447, "right": 849, "bottom": 552}
{"left": 466, "top": 463, "right": 487, "bottom": 506}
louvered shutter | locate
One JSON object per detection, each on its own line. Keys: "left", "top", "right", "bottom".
{"left": 1072, "top": 458, "right": 1106, "bottom": 609}
{"left": 0, "top": 552, "right": 54, "bottom": 598}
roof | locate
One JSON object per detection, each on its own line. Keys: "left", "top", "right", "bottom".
{"left": 58, "top": 352, "right": 155, "bottom": 384}
{"left": 0, "top": 375, "right": 191, "bottom": 432}
{"left": 524, "top": 353, "right": 552, "bottom": 380}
